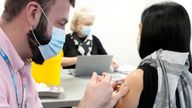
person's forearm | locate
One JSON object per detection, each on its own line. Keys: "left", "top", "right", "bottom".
{"left": 61, "top": 57, "right": 77, "bottom": 67}
{"left": 77, "top": 98, "right": 100, "bottom": 108}
{"left": 76, "top": 99, "right": 90, "bottom": 108}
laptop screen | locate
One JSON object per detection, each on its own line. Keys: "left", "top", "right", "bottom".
{"left": 74, "top": 55, "right": 113, "bottom": 77}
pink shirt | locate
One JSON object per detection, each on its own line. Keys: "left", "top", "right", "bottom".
{"left": 0, "top": 28, "right": 42, "bottom": 108}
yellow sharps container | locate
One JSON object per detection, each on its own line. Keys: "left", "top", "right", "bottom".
{"left": 32, "top": 51, "right": 63, "bottom": 86}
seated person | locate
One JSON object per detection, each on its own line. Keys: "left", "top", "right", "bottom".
{"left": 115, "top": 2, "right": 192, "bottom": 108}
{"left": 62, "top": 8, "right": 118, "bottom": 69}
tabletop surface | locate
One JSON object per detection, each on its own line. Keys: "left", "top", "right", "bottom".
{"left": 41, "top": 69, "right": 127, "bottom": 108}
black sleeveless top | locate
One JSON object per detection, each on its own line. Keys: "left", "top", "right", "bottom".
{"left": 138, "top": 63, "right": 158, "bottom": 108}
{"left": 138, "top": 63, "right": 180, "bottom": 108}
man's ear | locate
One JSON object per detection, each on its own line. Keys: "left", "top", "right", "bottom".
{"left": 26, "top": 2, "right": 41, "bottom": 28}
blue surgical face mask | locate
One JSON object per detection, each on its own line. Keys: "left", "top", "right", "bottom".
{"left": 81, "top": 26, "right": 91, "bottom": 36}
{"left": 31, "top": 7, "right": 66, "bottom": 60}
{"left": 32, "top": 27, "right": 65, "bottom": 60}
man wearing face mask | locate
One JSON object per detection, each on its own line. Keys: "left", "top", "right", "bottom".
{"left": 62, "top": 8, "right": 119, "bottom": 69}
{"left": 0, "top": 0, "right": 128, "bottom": 108}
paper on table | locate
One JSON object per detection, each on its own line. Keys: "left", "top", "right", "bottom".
{"left": 115, "top": 64, "right": 137, "bottom": 74}
{"left": 36, "top": 83, "right": 64, "bottom": 98}
{"left": 36, "top": 83, "right": 50, "bottom": 92}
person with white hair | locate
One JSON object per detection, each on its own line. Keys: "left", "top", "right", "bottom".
{"left": 61, "top": 8, "right": 119, "bottom": 69}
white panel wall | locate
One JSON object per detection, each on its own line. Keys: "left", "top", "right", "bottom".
{"left": 0, "top": 0, "right": 191, "bottom": 66}
{"left": 0, "top": 0, "right": 4, "bottom": 16}
{"left": 71, "top": 0, "right": 192, "bottom": 66}
{"left": 66, "top": 0, "right": 144, "bottom": 66}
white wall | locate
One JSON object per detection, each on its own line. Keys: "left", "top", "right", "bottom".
{"left": 0, "top": 0, "right": 191, "bottom": 66}
{"left": 67, "top": 0, "right": 144, "bottom": 66}
{"left": 71, "top": 0, "right": 192, "bottom": 66}
{"left": 0, "top": 0, "right": 4, "bottom": 16}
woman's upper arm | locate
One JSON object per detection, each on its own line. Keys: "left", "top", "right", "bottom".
{"left": 115, "top": 69, "right": 144, "bottom": 108}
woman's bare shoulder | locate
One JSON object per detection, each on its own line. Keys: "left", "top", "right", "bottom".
{"left": 115, "top": 69, "right": 144, "bottom": 108}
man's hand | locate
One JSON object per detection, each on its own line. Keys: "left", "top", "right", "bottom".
{"left": 103, "top": 78, "right": 128, "bottom": 108}
{"left": 77, "top": 72, "right": 128, "bottom": 108}
{"left": 112, "top": 59, "right": 119, "bottom": 70}
{"left": 112, "top": 79, "right": 126, "bottom": 91}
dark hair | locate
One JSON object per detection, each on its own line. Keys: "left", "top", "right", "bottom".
{"left": 2, "top": 0, "right": 75, "bottom": 22}
{"left": 139, "top": 2, "right": 192, "bottom": 72}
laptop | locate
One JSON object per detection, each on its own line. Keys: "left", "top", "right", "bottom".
{"left": 72, "top": 55, "right": 113, "bottom": 77}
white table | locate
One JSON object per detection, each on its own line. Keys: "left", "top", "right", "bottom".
{"left": 41, "top": 70, "right": 90, "bottom": 108}
{"left": 41, "top": 70, "right": 127, "bottom": 108}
